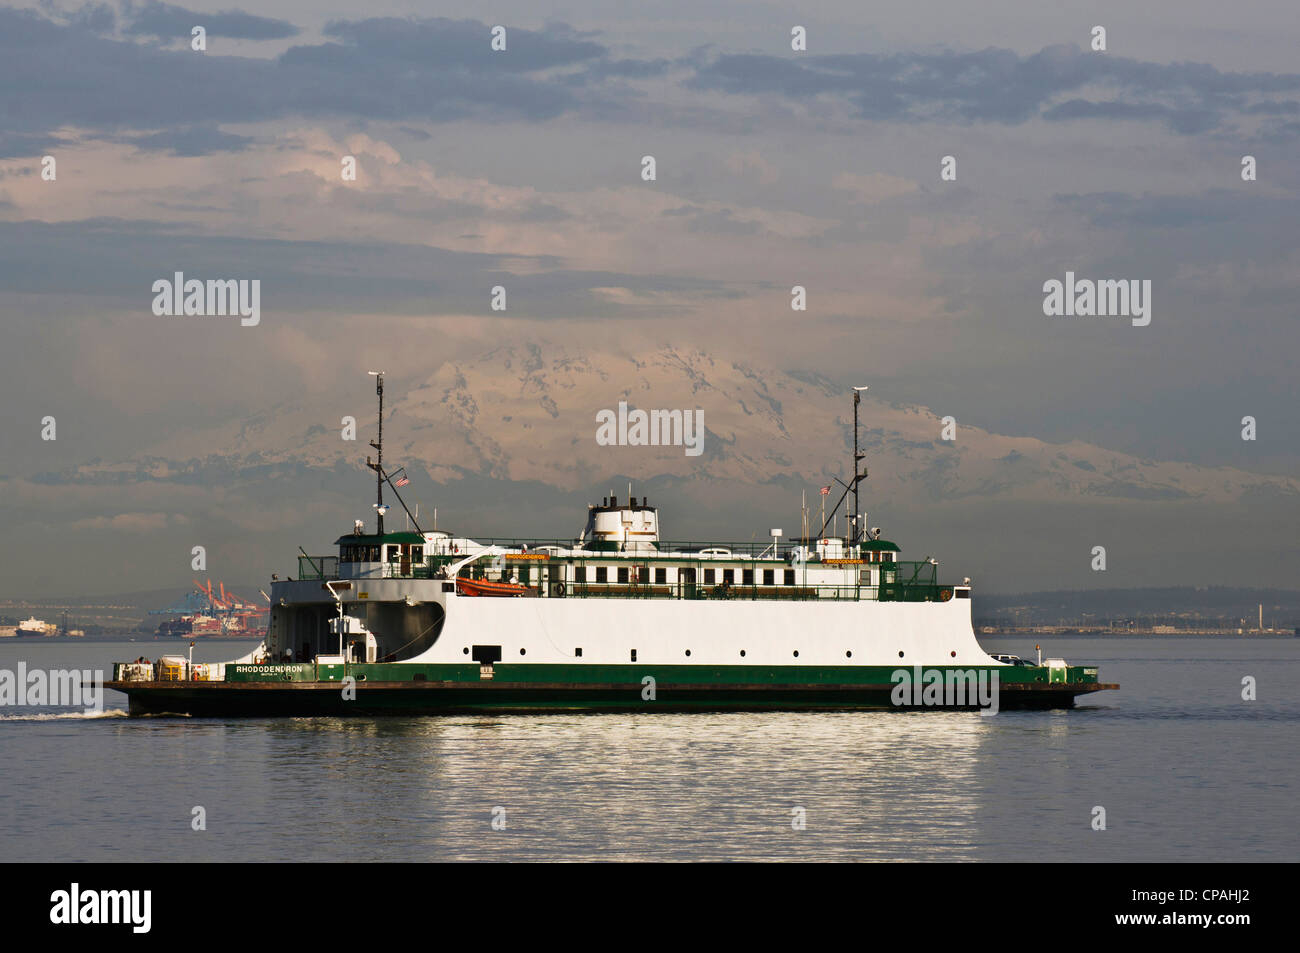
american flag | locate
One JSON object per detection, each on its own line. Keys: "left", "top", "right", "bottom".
{"left": 820, "top": 485, "right": 831, "bottom": 495}
{"left": 394, "top": 475, "right": 410, "bottom": 487}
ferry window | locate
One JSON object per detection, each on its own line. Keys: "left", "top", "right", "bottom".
{"left": 618, "top": 567, "right": 629, "bottom": 584}
{"left": 630, "top": 649, "right": 637, "bottom": 662}
{"left": 596, "top": 567, "right": 607, "bottom": 583}
{"left": 520, "top": 567, "right": 530, "bottom": 584}
{"left": 704, "top": 569, "right": 716, "bottom": 585}
{"left": 763, "top": 569, "right": 774, "bottom": 586}
{"left": 575, "top": 567, "right": 587, "bottom": 583}
{"left": 743, "top": 569, "right": 754, "bottom": 586}
{"left": 723, "top": 569, "right": 734, "bottom": 584}
{"left": 784, "top": 569, "right": 795, "bottom": 586}
{"left": 637, "top": 567, "right": 649, "bottom": 584}
{"left": 575, "top": 647, "right": 583, "bottom": 657}
{"left": 411, "top": 546, "right": 423, "bottom": 562}
{"left": 655, "top": 567, "right": 667, "bottom": 584}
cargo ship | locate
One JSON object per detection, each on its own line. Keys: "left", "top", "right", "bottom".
{"left": 156, "top": 613, "right": 224, "bottom": 638}
{"left": 108, "top": 376, "right": 1117, "bottom": 716}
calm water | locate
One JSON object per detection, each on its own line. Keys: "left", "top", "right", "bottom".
{"left": 1, "top": 637, "right": 1295, "bottom": 862}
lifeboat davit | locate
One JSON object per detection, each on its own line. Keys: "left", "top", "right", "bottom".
{"left": 456, "top": 577, "right": 531, "bottom": 597}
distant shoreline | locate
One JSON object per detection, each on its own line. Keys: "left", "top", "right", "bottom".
{"left": 0, "top": 634, "right": 263, "bottom": 643}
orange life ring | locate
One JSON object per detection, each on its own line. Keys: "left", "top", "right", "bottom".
{"left": 940, "top": 588, "right": 953, "bottom": 602}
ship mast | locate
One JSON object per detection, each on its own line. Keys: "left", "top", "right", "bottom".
{"left": 813, "top": 386, "right": 870, "bottom": 542}
{"left": 367, "top": 370, "right": 385, "bottom": 536}
{"left": 852, "top": 386, "right": 867, "bottom": 544}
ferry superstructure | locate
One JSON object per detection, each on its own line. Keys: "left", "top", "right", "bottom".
{"left": 108, "top": 376, "right": 1116, "bottom": 715}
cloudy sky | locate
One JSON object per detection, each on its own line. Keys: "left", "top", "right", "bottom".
{"left": 1, "top": 1, "right": 1297, "bottom": 596}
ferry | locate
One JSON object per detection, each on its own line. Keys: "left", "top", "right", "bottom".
{"left": 108, "top": 376, "right": 1117, "bottom": 715}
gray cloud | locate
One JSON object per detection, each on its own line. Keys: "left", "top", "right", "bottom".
{"left": 117, "top": 123, "right": 255, "bottom": 155}
{"left": 0, "top": 9, "right": 622, "bottom": 149}
{"left": 688, "top": 43, "right": 1300, "bottom": 134}
{"left": 122, "top": 1, "right": 299, "bottom": 40}
{"left": 316, "top": 17, "right": 601, "bottom": 73}
{"left": 1041, "top": 99, "right": 1219, "bottom": 135}
{"left": 6, "top": 9, "right": 1300, "bottom": 158}
{"left": 0, "top": 219, "right": 735, "bottom": 318}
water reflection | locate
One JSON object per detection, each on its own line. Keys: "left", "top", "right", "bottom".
{"left": 205, "top": 712, "right": 993, "bottom": 861}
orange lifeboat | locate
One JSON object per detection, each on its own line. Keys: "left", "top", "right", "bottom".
{"left": 455, "top": 577, "right": 531, "bottom": 597}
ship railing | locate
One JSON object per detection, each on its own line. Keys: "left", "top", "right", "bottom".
{"left": 690, "top": 583, "right": 948, "bottom": 602}
{"left": 538, "top": 582, "right": 949, "bottom": 602}
{"left": 293, "top": 553, "right": 944, "bottom": 599}
{"left": 111, "top": 660, "right": 225, "bottom": 683}
{"left": 458, "top": 537, "right": 866, "bottom": 559}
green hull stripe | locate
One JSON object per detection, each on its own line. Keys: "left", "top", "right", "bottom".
{"left": 490, "top": 663, "right": 1093, "bottom": 685}
{"left": 217, "top": 661, "right": 1097, "bottom": 686}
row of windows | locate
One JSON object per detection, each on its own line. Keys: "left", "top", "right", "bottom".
{"left": 341, "top": 544, "right": 424, "bottom": 563}
{"left": 492, "top": 566, "right": 884, "bottom": 586}
{"left": 571, "top": 566, "right": 809, "bottom": 586}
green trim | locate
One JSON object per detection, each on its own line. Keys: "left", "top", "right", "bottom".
{"left": 333, "top": 532, "right": 426, "bottom": 545}
{"left": 488, "top": 663, "right": 1097, "bottom": 686}
{"left": 222, "top": 660, "right": 1098, "bottom": 686}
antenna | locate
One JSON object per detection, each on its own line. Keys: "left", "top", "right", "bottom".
{"left": 852, "top": 385, "right": 868, "bottom": 545}
{"left": 367, "top": 371, "right": 385, "bottom": 535}
{"left": 816, "top": 388, "right": 870, "bottom": 542}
